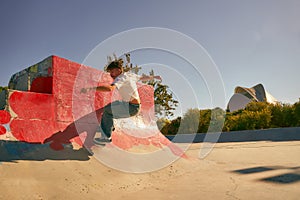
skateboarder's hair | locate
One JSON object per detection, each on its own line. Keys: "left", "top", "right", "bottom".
{"left": 106, "top": 60, "right": 123, "bottom": 71}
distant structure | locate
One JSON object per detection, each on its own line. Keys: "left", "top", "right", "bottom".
{"left": 227, "top": 83, "right": 277, "bottom": 112}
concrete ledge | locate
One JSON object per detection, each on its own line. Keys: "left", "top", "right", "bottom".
{"left": 166, "top": 127, "right": 300, "bottom": 143}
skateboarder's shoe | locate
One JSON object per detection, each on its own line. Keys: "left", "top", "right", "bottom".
{"left": 94, "top": 136, "right": 112, "bottom": 145}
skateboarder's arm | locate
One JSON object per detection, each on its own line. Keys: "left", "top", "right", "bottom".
{"left": 81, "top": 84, "right": 116, "bottom": 93}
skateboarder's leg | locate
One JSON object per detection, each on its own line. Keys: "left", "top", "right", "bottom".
{"left": 99, "top": 101, "right": 140, "bottom": 139}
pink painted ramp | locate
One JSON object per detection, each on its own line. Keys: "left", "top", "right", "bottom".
{"left": 110, "top": 114, "right": 187, "bottom": 159}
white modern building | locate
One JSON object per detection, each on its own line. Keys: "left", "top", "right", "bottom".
{"left": 227, "top": 83, "right": 277, "bottom": 112}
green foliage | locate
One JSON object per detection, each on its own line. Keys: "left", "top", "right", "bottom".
{"left": 0, "top": 86, "right": 8, "bottom": 93}
{"left": 198, "top": 109, "right": 211, "bottom": 133}
{"left": 270, "top": 102, "right": 296, "bottom": 127}
{"left": 245, "top": 101, "right": 270, "bottom": 112}
{"left": 178, "top": 108, "right": 200, "bottom": 134}
{"left": 294, "top": 100, "right": 300, "bottom": 126}
{"left": 160, "top": 107, "right": 225, "bottom": 135}
{"left": 158, "top": 117, "right": 181, "bottom": 135}
{"left": 159, "top": 99, "right": 300, "bottom": 135}
{"left": 146, "top": 70, "right": 178, "bottom": 117}
{"left": 225, "top": 109, "right": 271, "bottom": 131}
{"left": 224, "top": 101, "right": 271, "bottom": 131}
{"left": 156, "top": 117, "right": 170, "bottom": 131}
{"left": 209, "top": 107, "right": 226, "bottom": 132}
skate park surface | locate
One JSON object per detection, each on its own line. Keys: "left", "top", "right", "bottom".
{"left": 1, "top": 127, "right": 299, "bottom": 200}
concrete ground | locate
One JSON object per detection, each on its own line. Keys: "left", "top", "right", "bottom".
{"left": 0, "top": 130, "right": 300, "bottom": 199}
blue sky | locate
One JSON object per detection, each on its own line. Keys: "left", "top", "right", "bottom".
{"left": 1, "top": 0, "right": 300, "bottom": 114}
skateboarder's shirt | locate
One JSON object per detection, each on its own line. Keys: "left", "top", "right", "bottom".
{"left": 112, "top": 72, "right": 141, "bottom": 103}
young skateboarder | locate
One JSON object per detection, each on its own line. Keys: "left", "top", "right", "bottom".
{"left": 81, "top": 60, "right": 161, "bottom": 145}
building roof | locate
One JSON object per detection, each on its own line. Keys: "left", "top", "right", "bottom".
{"left": 228, "top": 83, "right": 277, "bottom": 112}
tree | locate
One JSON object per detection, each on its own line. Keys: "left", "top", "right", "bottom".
{"left": 0, "top": 86, "right": 8, "bottom": 93}
{"left": 224, "top": 101, "right": 272, "bottom": 131}
{"left": 157, "top": 117, "right": 181, "bottom": 135}
{"left": 178, "top": 108, "right": 200, "bottom": 134}
{"left": 160, "top": 98, "right": 300, "bottom": 135}
{"left": 293, "top": 99, "right": 300, "bottom": 126}
{"left": 145, "top": 69, "right": 178, "bottom": 117}
{"left": 198, "top": 109, "right": 211, "bottom": 133}
{"left": 208, "top": 107, "right": 226, "bottom": 133}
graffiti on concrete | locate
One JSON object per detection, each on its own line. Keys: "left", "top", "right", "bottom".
{"left": 0, "top": 56, "right": 186, "bottom": 158}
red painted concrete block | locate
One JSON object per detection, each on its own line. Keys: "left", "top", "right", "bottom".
{"left": 0, "top": 125, "right": 7, "bottom": 135}
{"left": 30, "top": 77, "right": 53, "bottom": 93}
{"left": 5, "top": 56, "right": 155, "bottom": 146}
{"left": 6, "top": 56, "right": 112, "bottom": 143}
{"left": 3, "top": 55, "right": 187, "bottom": 159}
{"left": 10, "top": 119, "right": 57, "bottom": 142}
{"left": 0, "top": 110, "right": 11, "bottom": 135}
{"left": 0, "top": 110, "right": 11, "bottom": 124}
{"left": 9, "top": 91, "right": 55, "bottom": 120}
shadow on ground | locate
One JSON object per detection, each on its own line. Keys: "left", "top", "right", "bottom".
{"left": 232, "top": 166, "right": 300, "bottom": 184}
{"left": 0, "top": 140, "right": 90, "bottom": 163}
